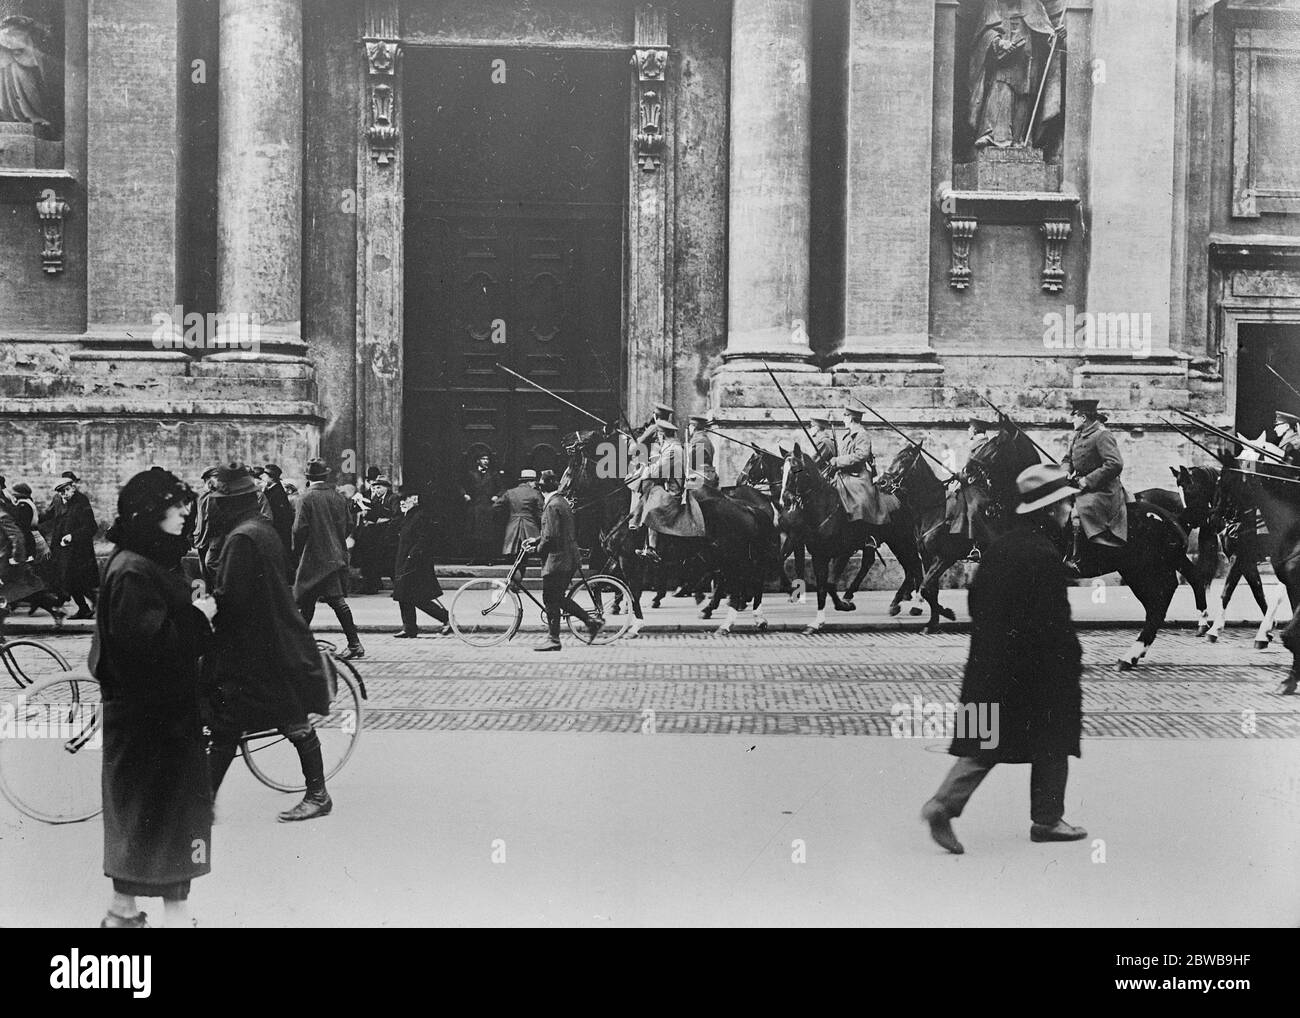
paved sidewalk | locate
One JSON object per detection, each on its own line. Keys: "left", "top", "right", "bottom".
{"left": 2, "top": 732, "right": 1294, "bottom": 927}
{"left": 5, "top": 582, "right": 1289, "bottom": 635}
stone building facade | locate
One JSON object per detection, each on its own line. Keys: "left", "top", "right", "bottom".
{"left": 1, "top": 0, "right": 1298, "bottom": 543}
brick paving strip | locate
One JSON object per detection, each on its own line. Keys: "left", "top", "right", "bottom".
{"left": 24, "top": 632, "right": 1299, "bottom": 739}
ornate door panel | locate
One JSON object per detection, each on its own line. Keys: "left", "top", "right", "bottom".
{"left": 403, "top": 47, "right": 627, "bottom": 553}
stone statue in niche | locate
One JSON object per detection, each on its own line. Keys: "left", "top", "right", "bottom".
{"left": 0, "top": 11, "right": 61, "bottom": 139}
{"left": 967, "top": 0, "right": 1063, "bottom": 155}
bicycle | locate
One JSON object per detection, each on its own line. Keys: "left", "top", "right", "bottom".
{"left": 449, "top": 545, "right": 633, "bottom": 647}
{"left": 0, "top": 623, "right": 366, "bottom": 823}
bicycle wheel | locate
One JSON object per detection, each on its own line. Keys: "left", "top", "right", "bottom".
{"left": 0, "top": 638, "right": 72, "bottom": 689}
{"left": 449, "top": 578, "right": 523, "bottom": 647}
{"left": 240, "top": 657, "right": 364, "bottom": 793}
{"left": 0, "top": 672, "right": 103, "bottom": 823}
{"left": 566, "top": 575, "right": 633, "bottom": 645}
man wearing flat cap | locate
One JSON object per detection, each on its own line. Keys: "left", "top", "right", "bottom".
{"left": 1063, "top": 397, "right": 1127, "bottom": 569}
{"left": 922, "top": 462, "right": 1087, "bottom": 854}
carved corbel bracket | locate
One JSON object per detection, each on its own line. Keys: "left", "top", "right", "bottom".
{"left": 1041, "top": 220, "right": 1072, "bottom": 293}
{"left": 35, "top": 190, "right": 70, "bottom": 274}
{"left": 632, "top": 47, "right": 668, "bottom": 173}
{"left": 364, "top": 36, "right": 400, "bottom": 166}
{"left": 945, "top": 218, "right": 977, "bottom": 291}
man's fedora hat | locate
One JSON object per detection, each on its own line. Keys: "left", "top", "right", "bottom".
{"left": 305, "top": 458, "right": 330, "bottom": 481}
{"left": 372, "top": 476, "right": 392, "bottom": 488}
{"left": 210, "top": 461, "right": 259, "bottom": 499}
{"left": 263, "top": 463, "right": 283, "bottom": 480}
{"left": 398, "top": 484, "right": 422, "bottom": 498}
{"left": 11, "top": 482, "right": 32, "bottom": 498}
{"left": 1015, "top": 463, "right": 1076, "bottom": 514}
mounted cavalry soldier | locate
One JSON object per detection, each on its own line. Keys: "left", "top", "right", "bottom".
{"left": 1063, "top": 397, "right": 1127, "bottom": 568}
{"left": 638, "top": 419, "right": 706, "bottom": 560}
{"left": 828, "top": 406, "right": 893, "bottom": 525}
{"left": 809, "top": 413, "right": 838, "bottom": 468}
{"left": 626, "top": 402, "right": 674, "bottom": 536}
{"left": 945, "top": 417, "right": 1000, "bottom": 551}
{"left": 1274, "top": 410, "right": 1300, "bottom": 465}
{"left": 686, "top": 413, "right": 719, "bottom": 493}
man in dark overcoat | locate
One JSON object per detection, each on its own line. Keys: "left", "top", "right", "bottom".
{"left": 259, "top": 463, "right": 295, "bottom": 564}
{"left": 49, "top": 470, "right": 99, "bottom": 618}
{"left": 202, "top": 462, "right": 335, "bottom": 823}
{"left": 292, "top": 458, "right": 364, "bottom": 660}
{"left": 460, "top": 450, "right": 504, "bottom": 565}
{"left": 527, "top": 470, "right": 599, "bottom": 651}
{"left": 1063, "top": 397, "right": 1127, "bottom": 568}
{"left": 921, "top": 462, "right": 1087, "bottom": 854}
{"left": 497, "top": 468, "right": 543, "bottom": 559}
{"left": 357, "top": 476, "right": 398, "bottom": 594}
{"left": 391, "top": 485, "right": 451, "bottom": 638}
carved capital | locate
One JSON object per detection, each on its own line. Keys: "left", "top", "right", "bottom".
{"left": 1041, "top": 220, "right": 1072, "bottom": 293}
{"left": 946, "top": 217, "right": 977, "bottom": 290}
{"left": 367, "top": 80, "right": 398, "bottom": 166}
{"left": 363, "top": 1, "right": 400, "bottom": 168}
{"left": 35, "top": 190, "right": 69, "bottom": 274}
{"left": 365, "top": 39, "right": 397, "bottom": 77}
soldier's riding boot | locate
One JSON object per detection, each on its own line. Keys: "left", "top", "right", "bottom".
{"left": 637, "top": 530, "right": 661, "bottom": 563}
{"left": 1063, "top": 523, "right": 1084, "bottom": 579}
{"left": 278, "top": 730, "right": 333, "bottom": 822}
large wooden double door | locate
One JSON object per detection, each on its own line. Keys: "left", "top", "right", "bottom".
{"left": 402, "top": 47, "right": 627, "bottom": 551}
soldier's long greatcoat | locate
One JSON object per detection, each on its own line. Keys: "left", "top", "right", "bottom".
{"left": 642, "top": 439, "right": 707, "bottom": 538}
{"left": 687, "top": 431, "right": 719, "bottom": 491}
{"left": 830, "top": 428, "right": 894, "bottom": 526}
{"left": 1064, "top": 419, "right": 1128, "bottom": 542}
{"left": 812, "top": 429, "right": 838, "bottom": 467}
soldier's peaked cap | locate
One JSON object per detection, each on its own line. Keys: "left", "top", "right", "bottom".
{"left": 842, "top": 406, "right": 864, "bottom": 420}
{"left": 810, "top": 412, "right": 832, "bottom": 425}
{"left": 653, "top": 402, "right": 674, "bottom": 420}
{"left": 1275, "top": 411, "right": 1299, "bottom": 425}
{"left": 1068, "top": 397, "right": 1100, "bottom": 413}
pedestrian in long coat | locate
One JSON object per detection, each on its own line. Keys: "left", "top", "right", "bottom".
{"left": 49, "top": 472, "right": 99, "bottom": 616}
{"left": 498, "top": 469, "right": 543, "bottom": 557}
{"left": 529, "top": 470, "right": 596, "bottom": 651}
{"left": 1063, "top": 398, "right": 1127, "bottom": 545}
{"left": 292, "top": 458, "right": 364, "bottom": 659}
{"left": 921, "top": 463, "right": 1087, "bottom": 855}
{"left": 391, "top": 486, "right": 450, "bottom": 637}
{"left": 90, "top": 468, "right": 218, "bottom": 927}
{"left": 0, "top": 496, "right": 45, "bottom": 606}
{"left": 460, "top": 452, "right": 504, "bottom": 564}
{"left": 201, "top": 462, "right": 335, "bottom": 823}
{"left": 260, "top": 464, "right": 295, "bottom": 555}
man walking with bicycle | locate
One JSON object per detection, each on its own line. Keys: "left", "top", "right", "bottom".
{"left": 527, "top": 470, "right": 602, "bottom": 652}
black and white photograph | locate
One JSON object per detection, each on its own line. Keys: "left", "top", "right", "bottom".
{"left": 0, "top": 0, "right": 1296, "bottom": 954}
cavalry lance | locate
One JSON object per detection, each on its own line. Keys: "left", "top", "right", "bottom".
{"left": 762, "top": 361, "right": 822, "bottom": 468}
{"left": 494, "top": 363, "right": 637, "bottom": 442}
{"left": 1158, "top": 416, "right": 1225, "bottom": 462}
{"left": 1172, "top": 407, "right": 1289, "bottom": 466}
{"left": 1265, "top": 364, "right": 1300, "bottom": 412}
{"left": 852, "top": 398, "right": 956, "bottom": 479}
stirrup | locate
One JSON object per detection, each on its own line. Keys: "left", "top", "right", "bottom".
{"left": 965, "top": 546, "right": 981, "bottom": 563}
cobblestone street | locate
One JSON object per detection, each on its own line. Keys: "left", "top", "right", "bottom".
{"left": 29, "top": 628, "right": 1300, "bottom": 739}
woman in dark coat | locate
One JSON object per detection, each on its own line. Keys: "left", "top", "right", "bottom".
{"left": 202, "top": 463, "right": 334, "bottom": 823}
{"left": 89, "top": 468, "right": 218, "bottom": 928}
{"left": 50, "top": 473, "right": 99, "bottom": 618}
{"left": 391, "top": 486, "right": 450, "bottom": 637}
{"left": 459, "top": 450, "right": 503, "bottom": 565}
{"left": 921, "top": 463, "right": 1086, "bottom": 855}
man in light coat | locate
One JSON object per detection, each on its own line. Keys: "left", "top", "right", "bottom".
{"left": 1062, "top": 398, "right": 1127, "bottom": 568}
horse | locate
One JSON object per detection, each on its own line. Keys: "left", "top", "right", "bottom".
{"left": 780, "top": 446, "right": 926, "bottom": 633}
{"left": 1135, "top": 464, "right": 1221, "bottom": 633}
{"left": 735, "top": 446, "right": 806, "bottom": 602}
{"left": 1194, "top": 456, "right": 1279, "bottom": 645}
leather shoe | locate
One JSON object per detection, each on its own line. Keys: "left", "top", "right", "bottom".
{"left": 100, "top": 910, "right": 150, "bottom": 928}
{"left": 921, "top": 801, "right": 964, "bottom": 855}
{"left": 392, "top": 629, "right": 419, "bottom": 638}
{"left": 534, "top": 637, "right": 562, "bottom": 652}
{"left": 1030, "top": 820, "right": 1088, "bottom": 842}
{"left": 278, "top": 792, "right": 333, "bottom": 822}
{"left": 338, "top": 644, "right": 365, "bottom": 660}
{"left": 69, "top": 609, "right": 95, "bottom": 620}
{"left": 1273, "top": 675, "right": 1297, "bottom": 696}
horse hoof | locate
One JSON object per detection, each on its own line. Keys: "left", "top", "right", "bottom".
{"left": 699, "top": 609, "right": 713, "bottom": 620}
{"left": 1254, "top": 639, "right": 1270, "bottom": 650}
{"left": 803, "top": 625, "right": 823, "bottom": 635}
{"left": 939, "top": 608, "right": 956, "bottom": 622}
{"left": 626, "top": 629, "right": 641, "bottom": 640}
{"left": 1206, "top": 633, "right": 1217, "bottom": 644}
{"left": 909, "top": 607, "right": 924, "bottom": 617}
{"left": 834, "top": 602, "right": 857, "bottom": 613}
{"left": 756, "top": 620, "right": 769, "bottom": 633}
{"left": 842, "top": 593, "right": 855, "bottom": 604}
{"left": 716, "top": 626, "right": 732, "bottom": 637}
{"left": 1117, "top": 658, "right": 1136, "bottom": 672}
{"left": 651, "top": 601, "right": 662, "bottom": 610}
{"left": 888, "top": 603, "right": 901, "bottom": 617}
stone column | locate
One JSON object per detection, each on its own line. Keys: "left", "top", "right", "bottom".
{"left": 1086, "top": 0, "right": 1177, "bottom": 356}
{"left": 216, "top": 0, "right": 303, "bottom": 350}
{"left": 836, "top": 0, "right": 936, "bottom": 367}
{"left": 723, "top": 0, "right": 815, "bottom": 368}
{"left": 86, "top": 0, "right": 180, "bottom": 334}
